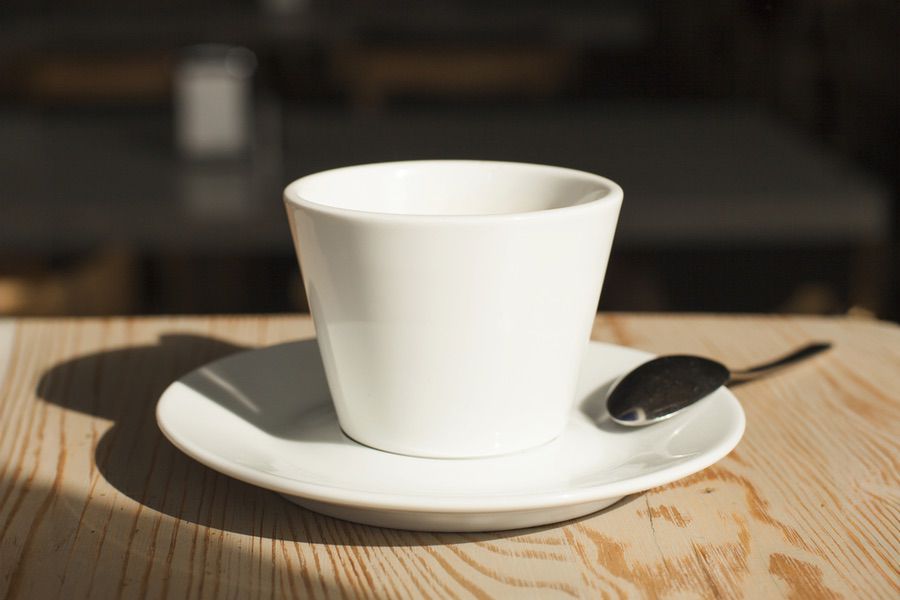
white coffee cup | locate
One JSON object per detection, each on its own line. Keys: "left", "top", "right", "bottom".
{"left": 284, "top": 161, "right": 622, "bottom": 458}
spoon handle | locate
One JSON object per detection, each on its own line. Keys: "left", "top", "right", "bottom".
{"left": 727, "top": 342, "right": 832, "bottom": 384}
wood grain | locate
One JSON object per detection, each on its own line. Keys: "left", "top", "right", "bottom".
{"left": 1, "top": 314, "right": 898, "bottom": 599}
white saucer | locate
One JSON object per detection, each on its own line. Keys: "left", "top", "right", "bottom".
{"left": 156, "top": 340, "right": 745, "bottom": 532}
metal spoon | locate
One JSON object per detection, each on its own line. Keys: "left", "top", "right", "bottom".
{"left": 607, "top": 342, "right": 832, "bottom": 427}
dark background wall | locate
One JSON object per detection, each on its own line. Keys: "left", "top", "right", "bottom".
{"left": 1, "top": 0, "right": 897, "bottom": 318}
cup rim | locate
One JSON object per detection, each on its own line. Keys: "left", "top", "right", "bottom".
{"left": 283, "top": 160, "right": 623, "bottom": 223}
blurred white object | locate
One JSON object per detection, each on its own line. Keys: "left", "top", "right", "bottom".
{"left": 179, "top": 164, "right": 252, "bottom": 219}
{"left": 174, "top": 45, "right": 257, "bottom": 159}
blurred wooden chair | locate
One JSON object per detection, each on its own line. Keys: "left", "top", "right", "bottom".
{"left": 330, "top": 44, "right": 576, "bottom": 110}
{"left": 0, "top": 246, "right": 138, "bottom": 316}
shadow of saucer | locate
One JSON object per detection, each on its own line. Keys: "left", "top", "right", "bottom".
{"left": 37, "top": 333, "right": 640, "bottom": 546}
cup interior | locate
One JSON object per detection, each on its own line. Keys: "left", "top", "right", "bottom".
{"left": 286, "top": 161, "right": 619, "bottom": 217}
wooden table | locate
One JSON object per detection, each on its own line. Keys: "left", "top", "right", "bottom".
{"left": 1, "top": 314, "right": 897, "bottom": 598}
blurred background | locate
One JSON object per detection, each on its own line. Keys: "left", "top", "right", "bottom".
{"left": 0, "top": 0, "right": 897, "bottom": 318}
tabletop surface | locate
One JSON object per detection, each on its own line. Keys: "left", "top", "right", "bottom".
{"left": 0, "top": 314, "right": 897, "bottom": 599}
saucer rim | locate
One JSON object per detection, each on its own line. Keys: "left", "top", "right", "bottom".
{"left": 157, "top": 341, "right": 745, "bottom": 514}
